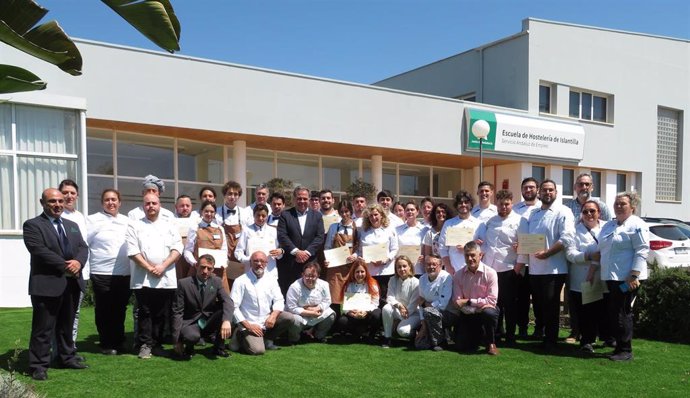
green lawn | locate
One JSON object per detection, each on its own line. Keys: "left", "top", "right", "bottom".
{"left": 1, "top": 307, "right": 688, "bottom": 397}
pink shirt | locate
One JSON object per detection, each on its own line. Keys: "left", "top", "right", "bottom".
{"left": 452, "top": 262, "right": 498, "bottom": 309}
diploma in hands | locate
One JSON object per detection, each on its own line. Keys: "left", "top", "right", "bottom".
{"left": 323, "top": 246, "right": 351, "bottom": 267}
{"left": 517, "top": 233, "right": 546, "bottom": 254}
{"left": 445, "top": 227, "right": 475, "bottom": 246}
{"left": 362, "top": 241, "right": 389, "bottom": 263}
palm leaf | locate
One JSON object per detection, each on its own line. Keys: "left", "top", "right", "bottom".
{"left": 0, "top": 64, "right": 46, "bottom": 93}
{"left": 0, "top": 0, "right": 82, "bottom": 75}
{"left": 102, "top": 0, "right": 181, "bottom": 53}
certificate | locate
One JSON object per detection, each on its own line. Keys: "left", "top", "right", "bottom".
{"left": 323, "top": 216, "right": 339, "bottom": 233}
{"left": 445, "top": 227, "right": 475, "bottom": 246}
{"left": 517, "top": 233, "right": 546, "bottom": 254}
{"left": 324, "top": 246, "right": 351, "bottom": 267}
{"left": 198, "top": 248, "right": 227, "bottom": 269}
{"left": 397, "top": 245, "right": 421, "bottom": 262}
{"left": 362, "top": 241, "right": 389, "bottom": 263}
{"left": 342, "top": 292, "right": 374, "bottom": 312}
{"left": 247, "top": 236, "right": 275, "bottom": 257}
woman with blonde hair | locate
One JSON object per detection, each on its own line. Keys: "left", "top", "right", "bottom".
{"left": 357, "top": 203, "right": 399, "bottom": 300}
{"left": 381, "top": 255, "right": 420, "bottom": 348}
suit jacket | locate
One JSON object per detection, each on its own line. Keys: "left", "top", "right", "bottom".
{"left": 23, "top": 213, "right": 88, "bottom": 297}
{"left": 172, "top": 275, "right": 234, "bottom": 342}
{"left": 277, "top": 208, "right": 325, "bottom": 262}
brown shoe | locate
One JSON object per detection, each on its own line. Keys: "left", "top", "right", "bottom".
{"left": 487, "top": 343, "right": 500, "bottom": 356}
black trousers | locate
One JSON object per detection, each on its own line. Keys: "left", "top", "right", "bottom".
{"left": 134, "top": 287, "right": 175, "bottom": 347}
{"left": 29, "top": 278, "right": 81, "bottom": 372}
{"left": 497, "top": 270, "right": 519, "bottom": 339}
{"left": 373, "top": 275, "right": 392, "bottom": 307}
{"left": 515, "top": 265, "right": 531, "bottom": 331}
{"left": 91, "top": 274, "right": 131, "bottom": 349}
{"left": 456, "top": 307, "right": 499, "bottom": 351}
{"left": 179, "top": 309, "right": 224, "bottom": 348}
{"left": 529, "top": 274, "right": 566, "bottom": 344}
{"left": 336, "top": 309, "right": 382, "bottom": 338}
{"left": 606, "top": 281, "right": 638, "bottom": 353}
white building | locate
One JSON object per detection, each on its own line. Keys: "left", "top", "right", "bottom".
{"left": 0, "top": 18, "right": 687, "bottom": 306}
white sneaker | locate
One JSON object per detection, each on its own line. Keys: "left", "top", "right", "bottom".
{"left": 138, "top": 344, "right": 152, "bottom": 359}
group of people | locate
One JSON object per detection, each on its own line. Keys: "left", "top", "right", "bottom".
{"left": 23, "top": 172, "right": 648, "bottom": 380}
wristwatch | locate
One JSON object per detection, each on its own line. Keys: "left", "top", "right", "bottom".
{"left": 630, "top": 274, "right": 638, "bottom": 280}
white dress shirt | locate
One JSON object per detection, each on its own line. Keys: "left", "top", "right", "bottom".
{"left": 63, "top": 208, "right": 89, "bottom": 279}
{"left": 516, "top": 203, "right": 575, "bottom": 275}
{"left": 357, "top": 226, "right": 399, "bottom": 276}
{"left": 471, "top": 204, "right": 498, "bottom": 223}
{"left": 234, "top": 223, "right": 282, "bottom": 277}
{"left": 396, "top": 222, "right": 425, "bottom": 274}
{"left": 598, "top": 215, "right": 649, "bottom": 281}
{"left": 231, "top": 271, "right": 285, "bottom": 327}
{"left": 565, "top": 222, "right": 602, "bottom": 292}
{"left": 418, "top": 270, "right": 452, "bottom": 318}
{"left": 286, "top": 278, "right": 335, "bottom": 326}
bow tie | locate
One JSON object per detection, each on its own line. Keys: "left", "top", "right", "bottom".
{"left": 227, "top": 208, "right": 236, "bottom": 215}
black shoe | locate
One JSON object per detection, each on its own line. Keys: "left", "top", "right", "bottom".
{"left": 603, "top": 339, "right": 617, "bottom": 348}
{"left": 609, "top": 351, "right": 633, "bottom": 361}
{"left": 32, "top": 370, "right": 47, "bottom": 381}
{"left": 62, "top": 361, "right": 88, "bottom": 369}
{"left": 381, "top": 337, "right": 391, "bottom": 348}
{"left": 580, "top": 343, "right": 594, "bottom": 354}
{"left": 213, "top": 347, "right": 230, "bottom": 358}
{"left": 75, "top": 354, "right": 86, "bottom": 362}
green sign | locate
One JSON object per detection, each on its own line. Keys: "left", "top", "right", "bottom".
{"left": 466, "top": 109, "right": 497, "bottom": 151}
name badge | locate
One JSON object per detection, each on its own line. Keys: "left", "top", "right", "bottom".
{"left": 212, "top": 234, "right": 221, "bottom": 240}
{"left": 235, "top": 233, "right": 241, "bottom": 239}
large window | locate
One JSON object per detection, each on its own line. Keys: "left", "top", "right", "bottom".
{"left": 0, "top": 103, "right": 82, "bottom": 231}
{"left": 433, "top": 167, "right": 462, "bottom": 198}
{"left": 177, "top": 139, "right": 224, "bottom": 184}
{"left": 246, "top": 149, "right": 274, "bottom": 187}
{"left": 532, "top": 166, "right": 545, "bottom": 184}
{"left": 591, "top": 171, "right": 602, "bottom": 198}
{"left": 117, "top": 133, "right": 174, "bottom": 180}
{"left": 322, "top": 156, "right": 360, "bottom": 193}
{"left": 616, "top": 173, "right": 627, "bottom": 194}
{"left": 569, "top": 89, "right": 610, "bottom": 123}
{"left": 656, "top": 107, "right": 683, "bottom": 201}
{"left": 277, "top": 152, "right": 318, "bottom": 189}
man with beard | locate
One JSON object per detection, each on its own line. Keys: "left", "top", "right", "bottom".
{"left": 320, "top": 189, "right": 341, "bottom": 230}
{"left": 516, "top": 180, "right": 574, "bottom": 351}
{"left": 352, "top": 194, "right": 367, "bottom": 227}
{"left": 512, "top": 177, "right": 542, "bottom": 339}
{"left": 564, "top": 173, "right": 612, "bottom": 221}
{"left": 230, "top": 251, "right": 298, "bottom": 354}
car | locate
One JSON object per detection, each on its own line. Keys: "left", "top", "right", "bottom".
{"left": 642, "top": 217, "right": 690, "bottom": 239}
{"left": 643, "top": 221, "right": 690, "bottom": 270}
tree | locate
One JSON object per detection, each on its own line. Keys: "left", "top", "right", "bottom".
{"left": 0, "top": 0, "right": 181, "bottom": 94}
{"left": 345, "top": 178, "right": 376, "bottom": 202}
{"left": 265, "top": 178, "right": 295, "bottom": 208}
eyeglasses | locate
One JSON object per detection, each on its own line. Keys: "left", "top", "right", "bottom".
{"left": 582, "top": 209, "right": 598, "bottom": 215}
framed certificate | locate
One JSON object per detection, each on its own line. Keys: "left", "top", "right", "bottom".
{"left": 517, "top": 233, "right": 546, "bottom": 254}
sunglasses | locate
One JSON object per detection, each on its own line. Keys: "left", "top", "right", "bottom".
{"left": 582, "top": 209, "right": 598, "bottom": 215}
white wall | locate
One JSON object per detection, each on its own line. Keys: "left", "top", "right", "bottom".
{"left": 0, "top": 238, "right": 31, "bottom": 307}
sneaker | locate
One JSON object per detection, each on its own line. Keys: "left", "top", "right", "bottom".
{"left": 580, "top": 343, "right": 594, "bottom": 354}
{"left": 138, "top": 344, "right": 152, "bottom": 359}
{"left": 431, "top": 345, "right": 444, "bottom": 352}
{"left": 609, "top": 351, "right": 633, "bottom": 361}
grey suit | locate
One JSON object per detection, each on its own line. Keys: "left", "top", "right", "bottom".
{"left": 23, "top": 213, "right": 88, "bottom": 373}
{"left": 172, "top": 275, "right": 234, "bottom": 348}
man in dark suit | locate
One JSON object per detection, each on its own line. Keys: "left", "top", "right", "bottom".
{"left": 23, "top": 188, "right": 89, "bottom": 381}
{"left": 172, "top": 254, "right": 234, "bottom": 358}
{"left": 277, "top": 186, "right": 325, "bottom": 294}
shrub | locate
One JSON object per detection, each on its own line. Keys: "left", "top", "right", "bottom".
{"left": 345, "top": 178, "right": 376, "bottom": 202}
{"left": 636, "top": 267, "right": 690, "bottom": 343}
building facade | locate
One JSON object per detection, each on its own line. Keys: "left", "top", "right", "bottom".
{"left": 0, "top": 18, "right": 686, "bottom": 306}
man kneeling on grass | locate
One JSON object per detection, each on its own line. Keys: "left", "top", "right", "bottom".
{"left": 230, "top": 251, "right": 299, "bottom": 355}
{"left": 448, "top": 241, "right": 500, "bottom": 355}
{"left": 172, "top": 254, "right": 234, "bottom": 359}
{"left": 286, "top": 262, "right": 336, "bottom": 343}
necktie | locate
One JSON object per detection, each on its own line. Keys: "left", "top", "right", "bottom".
{"left": 55, "top": 219, "right": 73, "bottom": 259}
{"left": 198, "top": 281, "right": 207, "bottom": 329}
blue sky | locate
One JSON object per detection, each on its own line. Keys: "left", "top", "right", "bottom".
{"left": 38, "top": 0, "right": 690, "bottom": 83}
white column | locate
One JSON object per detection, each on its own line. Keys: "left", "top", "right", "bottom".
{"left": 78, "top": 110, "right": 89, "bottom": 215}
{"left": 233, "top": 140, "right": 248, "bottom": 206}
{"left": 371, "top": 155, "right": 383, "bottom": 193}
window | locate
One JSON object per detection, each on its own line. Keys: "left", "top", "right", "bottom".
{"left": 246, "top": 149, "right": 274, "bottom": 187}
{"left": 117, "top": 133, "right": 174, "bottom": 179}
{"left": 532, "top": 166, "right": 545, "bottom": 184}
{"left": 562, "top": 169, "right": 574, "bottom": 196}
{"left": 1, "top": 103, "right": 82, "bottom": 231}
{"left": 591, "top": 171, "right": 602, "bottom": 198}
{"left": 656, "top": 107, "right": 682, "bottom": 201}
{"left": 322, "top": 156, "right": 360, "bottom": 193}
{"left": 616, "top": 173, "right": 627, "bottom": 194}
{"left": 399, "top": 165, "right": 430, "bottom": 197}
{"left": 433, "top": 167, "right": 462, "bottom": 198}
{"left": 539, "top": 85, "right": 551, "bottom": 113}
{"left": 177, "top": 139, "right": 224, "bottom": 184}
{"left": 382, "top": 162, "right": 397, "bottom": 195}
{"left": 569, "top": 89, "right": 610, "bottom": 123}
{"left": 276, "top": 152, "right": 318, "bottom": 189}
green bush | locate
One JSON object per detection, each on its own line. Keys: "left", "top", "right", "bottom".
{"left": 636, "top": 267, "right": 690, "bottom": 343}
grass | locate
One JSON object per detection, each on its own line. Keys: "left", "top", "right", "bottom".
{"left": 1, "top": 307, "right": 689, "bottom": 397}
